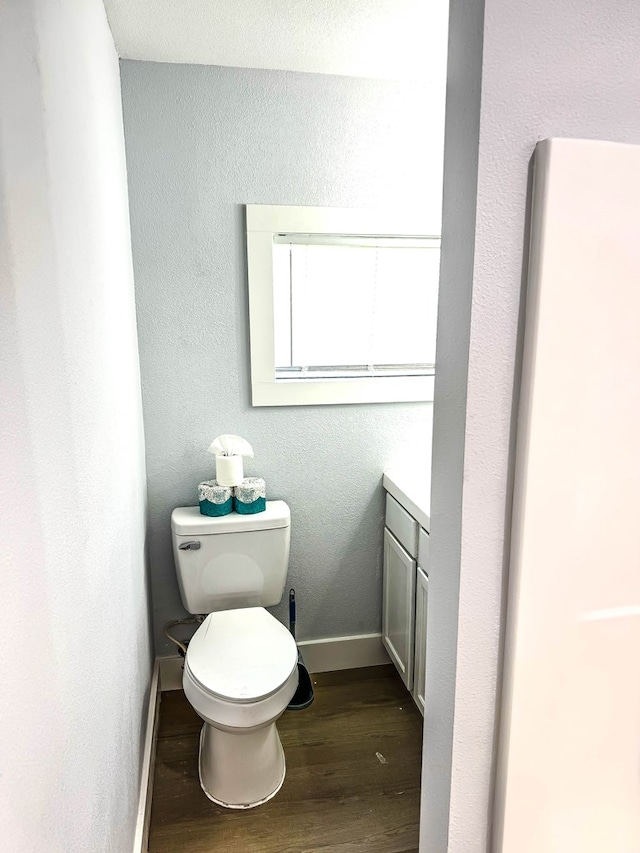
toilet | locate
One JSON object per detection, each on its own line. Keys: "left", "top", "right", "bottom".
{"left": 171, "top": 501, "right": 299, "bottom": 809}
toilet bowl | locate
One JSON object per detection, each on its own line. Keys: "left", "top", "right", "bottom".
{"left": 182, "top": 606, "right": 299, "bottom": 808}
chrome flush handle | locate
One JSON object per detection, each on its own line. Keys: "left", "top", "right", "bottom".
{"left": 178, "top": 540, "right": 201, "bottom": 550}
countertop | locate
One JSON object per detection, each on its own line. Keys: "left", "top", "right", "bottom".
{"left": 383, "top": 468, "right": 431, "bottom": 533}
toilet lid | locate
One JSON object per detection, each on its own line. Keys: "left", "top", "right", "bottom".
{"left": 185, "top": 608, "right": 299, "bottom": 703}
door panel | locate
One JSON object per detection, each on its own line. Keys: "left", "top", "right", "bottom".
{"left": 382, "top": 528, "right": 416, "bottom": 689}
{"left": 413, "top": 567, "right": 428, "bottom": 715}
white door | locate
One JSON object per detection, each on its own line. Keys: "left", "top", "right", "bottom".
{"left": 382, "top": 528, "right": 416, "bottom": 689}
{"left": 495, "top": 138, "right": 640, "bottom": 853}
{"left": 413, "top": 566, "right": 429, "bottom": 715}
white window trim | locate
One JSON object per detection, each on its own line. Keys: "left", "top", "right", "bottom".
{"left": 246, "top": 204, "right": 438, "bottom": 407}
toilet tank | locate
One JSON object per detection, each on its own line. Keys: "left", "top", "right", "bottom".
{"left": 171, "top": 501, "right": 291, "bottom": 614}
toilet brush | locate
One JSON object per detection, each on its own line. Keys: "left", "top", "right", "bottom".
{"left": 286, "top": 589, "right": 314, "bottom": 710}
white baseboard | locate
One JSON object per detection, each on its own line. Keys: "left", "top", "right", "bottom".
{"left": 133, "top": 658, "right": 160, "bottom": 853}
{"left": 297, "top": 633, "right": 390, "bottom": 673}
{"left": 158, "top": 633, "right": 389, "bottom": 692}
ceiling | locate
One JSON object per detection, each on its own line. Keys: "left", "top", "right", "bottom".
{"left": 103, "top": 0, "right": 448, "bottom": 83}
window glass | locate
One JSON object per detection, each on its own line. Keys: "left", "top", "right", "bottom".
{"left": 273, "top": 236, "right": 439, "bottom": 378}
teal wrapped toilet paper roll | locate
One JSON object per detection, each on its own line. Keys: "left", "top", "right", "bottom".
{"left": 234, "top": 477, "right": 266, "bottom": 514}
{"left": 198, "top": 480, "right": 233, "bottom": 516}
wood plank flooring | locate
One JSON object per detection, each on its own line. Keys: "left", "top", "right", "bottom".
{"left": 149, "top": 665, "right": 423, "bottom": 853}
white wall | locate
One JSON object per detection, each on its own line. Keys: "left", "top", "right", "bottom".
{"left": 120, "top": 62, "right": 442, "bottom": 653}
{"left": 419, "top": 0, "right": 484, "bottom": 848}
{"left": 423, "top": 2, "right": 640, "bottom": 852}
{"left": 0, "top": 2, "right": 152, "bottom": 851}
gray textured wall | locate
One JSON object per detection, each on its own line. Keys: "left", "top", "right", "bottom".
{"left": 422, "top": 1, "right": 640, "bottom": 852}
{"left": 0, "top": 2, "right": 151, "bottom": 850}
{"left": 120, "top": 62, "right": 441, "bottom": 653}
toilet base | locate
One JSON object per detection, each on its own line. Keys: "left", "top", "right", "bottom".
{"left": 198, "top": 721, "right": 286, "bottom": 809}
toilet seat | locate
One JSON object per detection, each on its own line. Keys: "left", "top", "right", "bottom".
{"left": 185, "top": 607, "right": 298, "bottom": 703}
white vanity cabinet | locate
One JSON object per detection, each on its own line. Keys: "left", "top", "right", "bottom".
{"left": 382, "top": 481, "right": 430, "bottom": 715}
{"left": 382, "top": 527, "right": 416, "bottom": 689}
{"left": 413, "top": 566, "right": 429, "bottom": 715}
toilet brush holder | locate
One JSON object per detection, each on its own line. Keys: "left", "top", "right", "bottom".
{"left": 287, "top": 589, "right": 314, "bottom": 711}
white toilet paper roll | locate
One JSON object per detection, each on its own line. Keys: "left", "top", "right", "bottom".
{"left": 215, "top": 454, "right": 244, "bottom": 487}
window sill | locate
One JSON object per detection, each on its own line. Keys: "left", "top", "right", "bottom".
{"left": 251, "top": 374, "right": 434, "bottom": 406}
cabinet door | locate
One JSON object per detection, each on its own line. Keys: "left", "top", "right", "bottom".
{"left": 382, "top": 528, "right": 416, "bottom": 689}
{"left": 413, "top": 566, "right": 429, "bottom": 715}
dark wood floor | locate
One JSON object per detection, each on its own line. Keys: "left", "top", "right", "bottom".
{"left": 149, "top": 665, "right": 423, "bottom": 853}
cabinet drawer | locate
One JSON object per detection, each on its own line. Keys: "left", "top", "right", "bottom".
{"left": 418, "top": 527, "right": 430, "bottom": 572}
{"left": 385, "top": 494, "right": 418, "bottom": 557}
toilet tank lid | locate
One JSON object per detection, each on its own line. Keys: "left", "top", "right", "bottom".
{"left": 171, "top": 500, "right": 290, "bottom": 535}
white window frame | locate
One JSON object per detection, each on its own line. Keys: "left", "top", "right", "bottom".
{"left": 246, "top": 204, "right": 438, "bottom": 407}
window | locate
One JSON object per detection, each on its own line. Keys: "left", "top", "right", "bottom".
{"left": 246, "top": 205, "right": 440, "bottom": 406}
